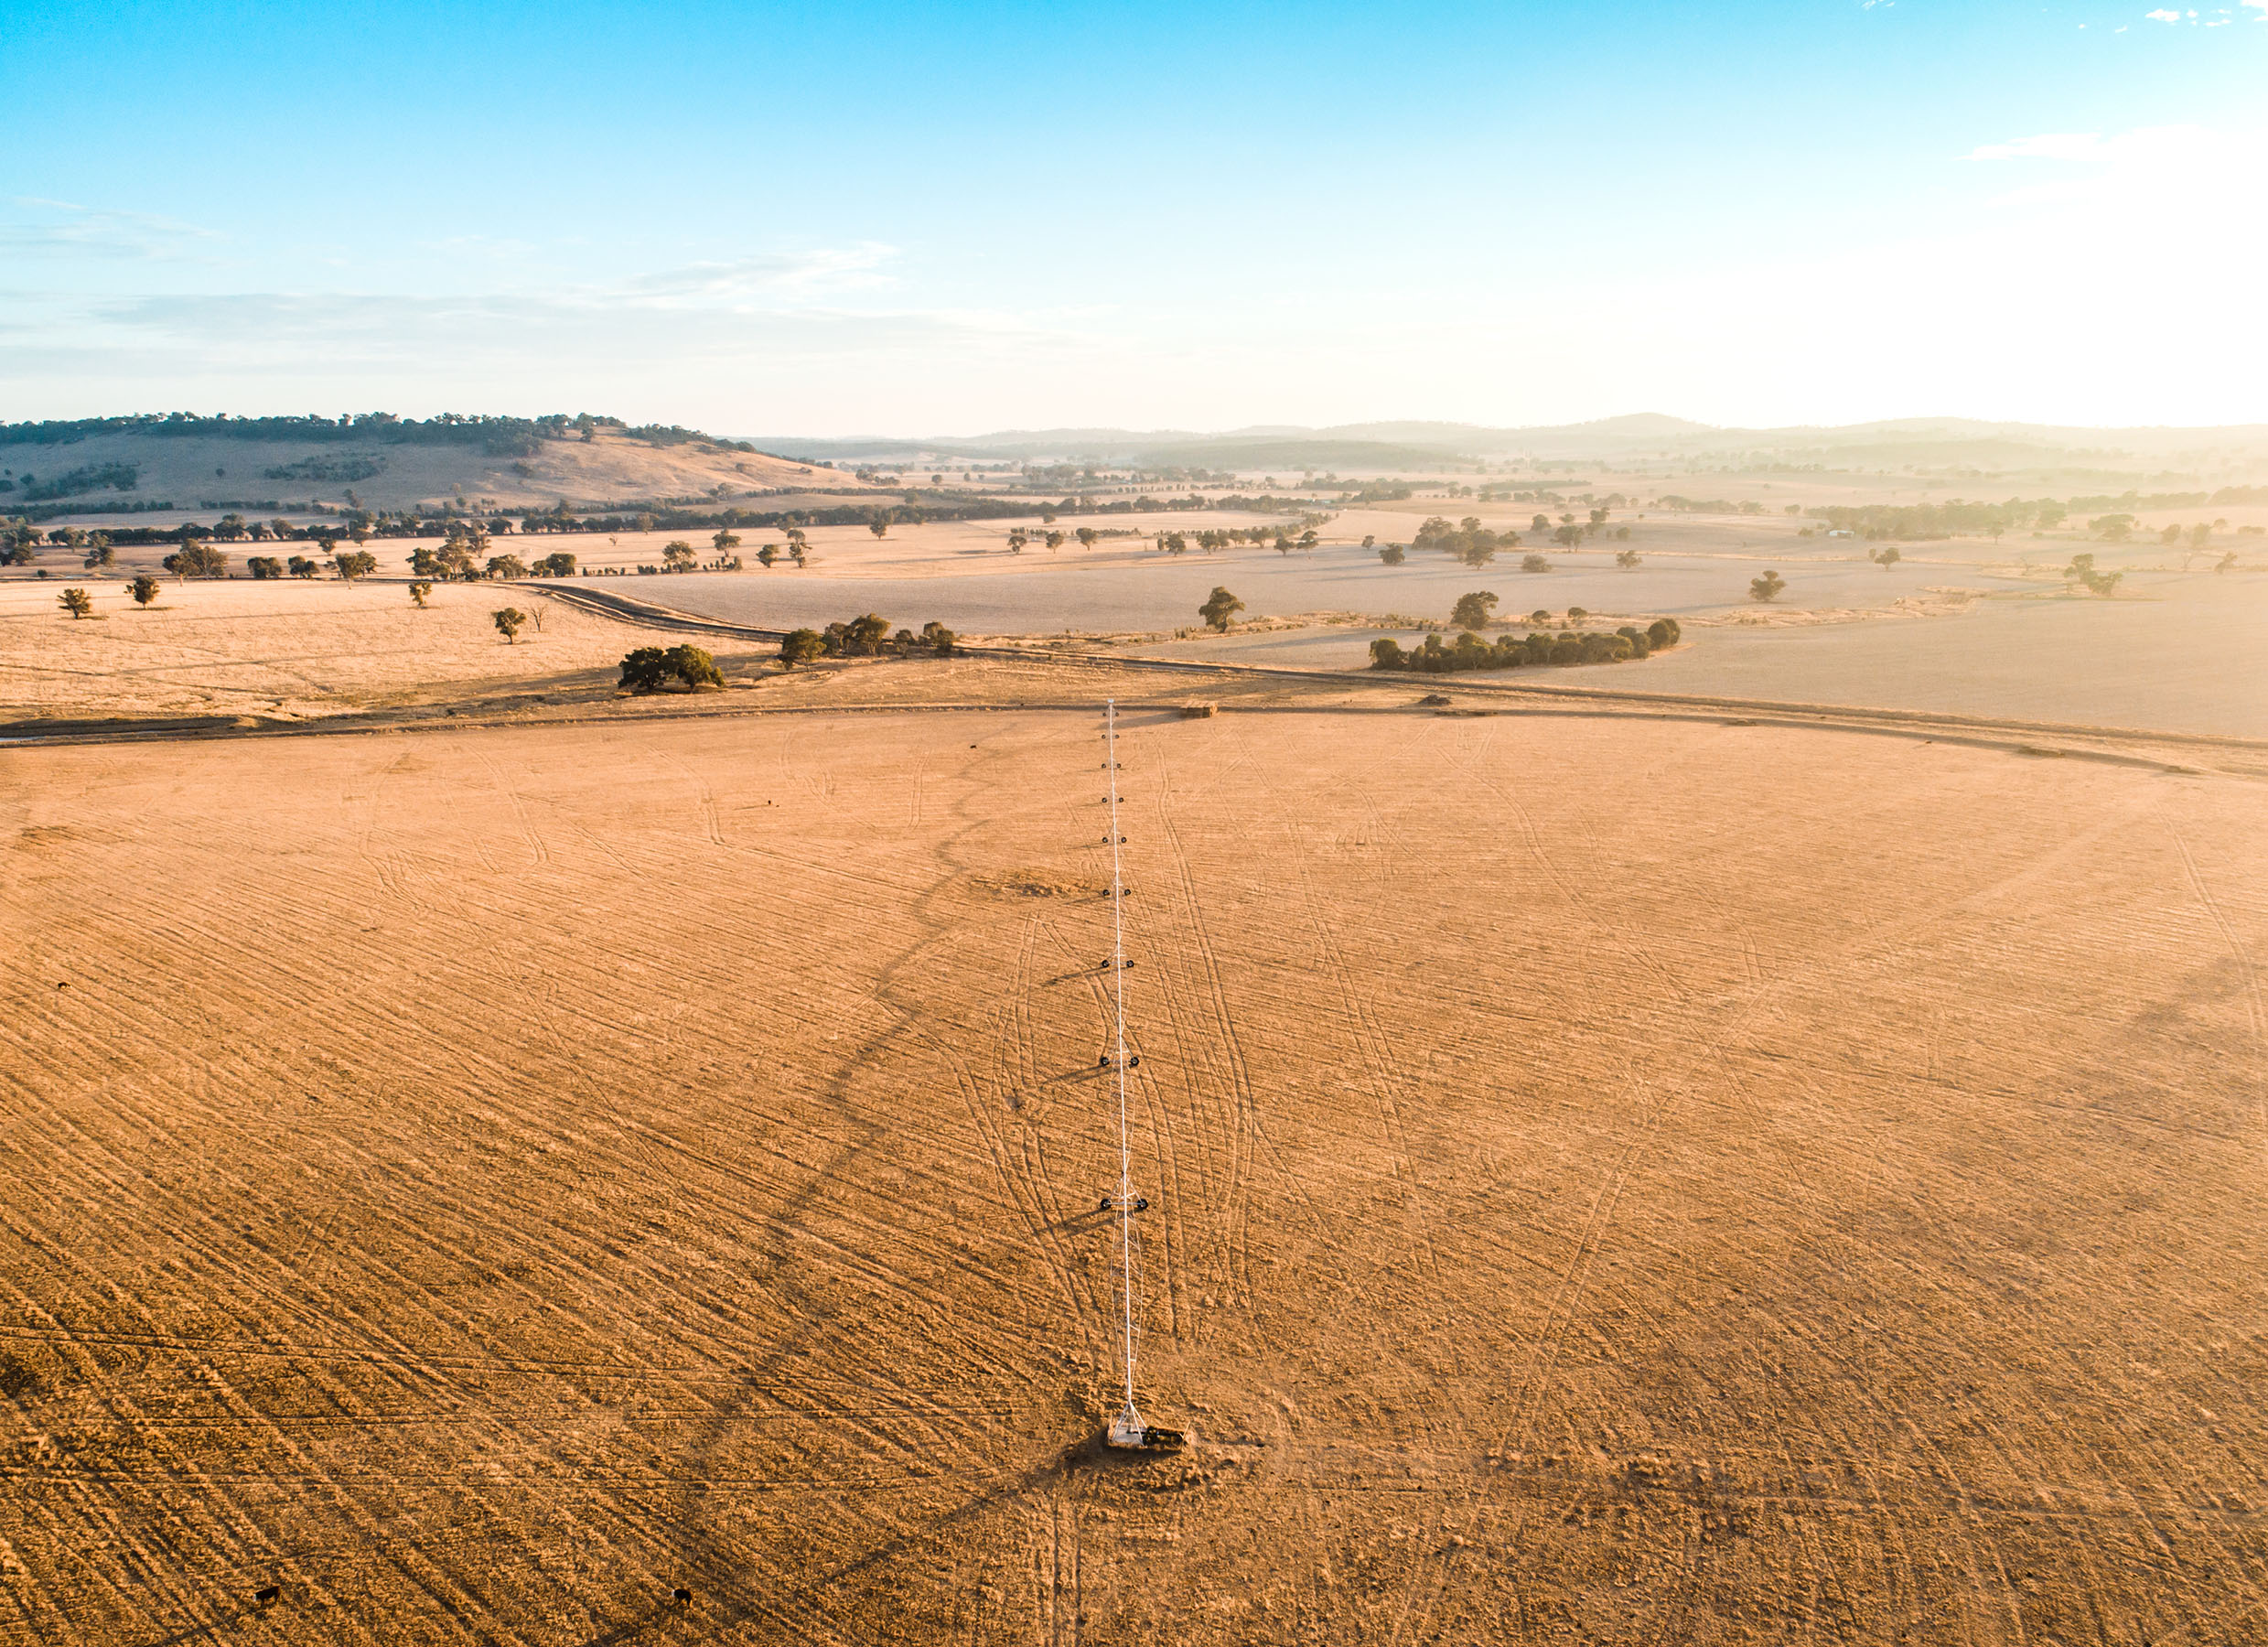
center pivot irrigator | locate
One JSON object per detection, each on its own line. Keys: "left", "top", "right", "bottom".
{"left": 1098, "top": 699, "right": 1183, "bottom": 1454}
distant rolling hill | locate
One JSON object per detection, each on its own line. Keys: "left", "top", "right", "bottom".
{"left": 0, "top": 414, "right": 872, "bottom": 519}
{"left": 747, "top": 414, "right": 2268, "bottom": 474}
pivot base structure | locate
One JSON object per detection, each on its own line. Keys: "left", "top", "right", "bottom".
{"left": 1104, "top": 1401, "right": 1185, "bottom": 1452}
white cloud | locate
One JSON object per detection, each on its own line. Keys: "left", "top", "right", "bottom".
{"left": 614, "top": 244, "right": 899, "bottom": 303}
{"left": 1964, "top": 132, "right": 2103, "bottom": 162}
{"left": 2144, "top": 8, "right": 2180, "bottom": 19}
{"left": 0, "top": 198, "right": 222, "bottom": 261}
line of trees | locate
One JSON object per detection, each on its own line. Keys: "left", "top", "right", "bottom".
{"left": 0, "top": 411, "right": 772, "bottom": 459}
{"left": 1370, "top": 617, "right": 1681, "bottom": 674}
{"left": 776, "top": 616, "right": 959, "bottom": 668}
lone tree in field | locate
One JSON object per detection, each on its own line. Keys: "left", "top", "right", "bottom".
{"left": 1521, "top": 553, "right": 1553, "bottom": 574}
{"left": 1076, "top": 527, "right": 1098, "bottom": 550}
{"left": 778, "top": 629, "right": 825, "bottom": 669}
{"left": 126, "top": 574, "right": 162, "bottom": 608}
{"left": 713, "top": 530, "right": 741, "bottom": 553}
{"left": 492, "top": 608, "right": 527, "bottom": 643}
{"left": 1199, "top": 587, "right": 1245, "bottom": 631}
{"left": 59, "top": 587, "right": 93, "bottom": 619}
{"left": 1451, "top": 590, "right": 1499, "bottom": 630}
{"left": 1615, "top": 548, "right": 1640, "bottom": 568}
{"left": 757, "top": 544, "right": 778, "bottom": 567}
{"left": 1869, "top": 545, "right": 1902, "bottom": 568}
{"left": 409, "top": 581, "right": 433, "bottom": 608}
{"left": 334, "top": 549, "right": 378, "bottom": 582}
{"left": 1749, "top": 569, "right": 1786, "bottom": 602}
{"left": 1378, "top": 543, "right": 1406, "bottom": 565}
{"left": 620, "top": 644, "right": 727, "bottom": 693}
{"left": 869, "top": 511, "right": 891, "bottom": 538}
{"left": 1529, "top": 608, "right": 1553, "bottom": 626}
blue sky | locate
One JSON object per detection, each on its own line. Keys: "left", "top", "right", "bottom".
{"left": 3, "top": 0, "right": 2262, "bottom": 433}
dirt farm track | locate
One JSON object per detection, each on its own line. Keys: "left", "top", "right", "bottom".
{"left": 4, "top": 703, "right": 2266, "bottom": 1645}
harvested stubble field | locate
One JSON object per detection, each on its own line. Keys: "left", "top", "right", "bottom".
{"left": 4, "top": 687, "right": 2266, "bottom": 1645}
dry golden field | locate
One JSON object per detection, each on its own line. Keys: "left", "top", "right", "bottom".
{"left": 5, "top": 683, "right": 2265, "bottom": 1644}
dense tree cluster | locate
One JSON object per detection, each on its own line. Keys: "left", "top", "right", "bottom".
{"left": 11, "top": 462, "right": 140, "bottom": 501}
{"left": 1370, "top": 618, "right": 1681, "bottom": 674}
{"left": 1413, "top": 514, "right": 1522, "bottom": 566}
{"left": 777, "top": 616, "right": 959, "bottom": 665}
{"left": 619, "top": 645, "right": 727, "bottom": 693}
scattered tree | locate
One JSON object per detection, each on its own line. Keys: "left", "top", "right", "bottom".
{"left": 2064, "top": 553, "right": 2121, "bottom": 596}
{"left": 1521, "top": 554, "right": 1553, "bottom": 574}
{"left": 288, "top": 555, "right": 323, "bottom": 578}
{"left": 409, "top": 581, "right": 433, "bottom": 608}
{"left": 1749, "top": 570, "right": 1786, "bottom": 602}
{"left": 59, "top": 587, "right": 92, "bottom": 619}
{"left": 1615, "top": 548, "right": 1640, "bottom": 568}
{"left": 1378, "top": 543, "right": 1406, "bottom": 565}
{"left": 1199, "top": 587, "right": 1245, "bottom": 631}
{"left": 483, "top": 554, "right": 528, "bottom": 580}
{"left": 662, "top": 540, "right": 698, "bottom": 573}
{"left": 1076, "top": 527, "right": 1099, "bottom": 550}
{"left": 492, "top": 608, "right": 527, "bottom": 643}
{"left": 919, "top": 620, "right": 957, "bottom": 656}
{"left": 779, "top": 629, "right": 825, "bottom": 668}
{"left": 1529, "top": 608, "right": 1553, "bottom": 626}
{"left": 713, "top": 530, "right": 742, "bottom": 552}
{"left": 333, "top": 549, "right": 379, "bottom": 582}
{"left": 1565, "top": 606, "right": 1587, "bottom": 624}
{"left": 869, "top": 512, "right": 891, "bottom": 538}
{"left": 757, "top": 544, "right": 779, "bottom": 568}
{"left": 1869, "top": 545, "right": 1902, "bottom": 568}
{"left": 247, "top": 555, "right": 284, "bottom": 579}
{"left": 1451, "top": 590, "right": 1499, "bottom": 630}
{"left": 126, "top": 574, "right": 161, "bottom": 608}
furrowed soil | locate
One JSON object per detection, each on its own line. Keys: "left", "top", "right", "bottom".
{"left": 4, "top": 696, "right": 2265, "bottom": 1645}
